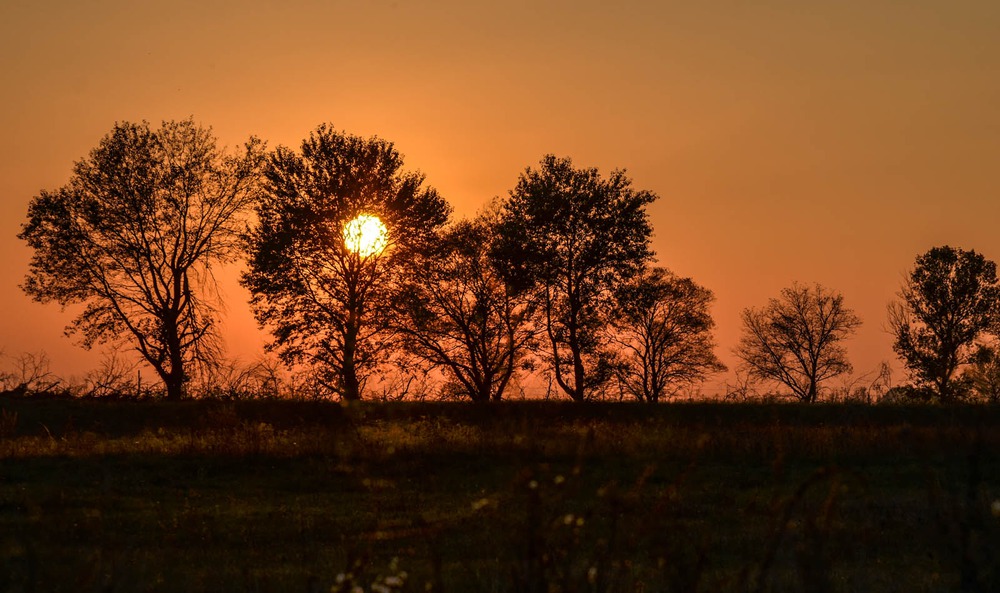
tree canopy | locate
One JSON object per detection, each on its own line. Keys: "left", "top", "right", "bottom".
{"left": 394, "top": 210, "right": 537, "bottom": 402}
{"left": 242, "top": 124, "right": 450, "bottom": 400}
{"left": 19, "top": 119, "right": 265, "bottom": 399}
{"left": 493, "top": 155, "right": 656, "bottom": 401}
{"left": 613, "top": 267, "right": 726, "bottom": 402}
{"left": 889, "top": 245, "right": 1000, "bottom": 402}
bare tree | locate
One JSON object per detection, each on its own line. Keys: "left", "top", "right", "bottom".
{"left": 0, "top": 351, "right": 61, "bottom": 395}
{"left": 735, "top": 283, "right": 861, "bottom": 403}
{"left": 81, "top": 348, "right": 140, "bottom": 398}
{"left": 612, "top": 267, "right": 726, "bottom": 402}
{"left": 394, "top": 211, "right": 537, "bottom": 402}
{"left": 20, "top": 120, "right": 265, "bottom": 400}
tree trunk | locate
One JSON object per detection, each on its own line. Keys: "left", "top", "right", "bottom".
{"left": 341, "top": 343, "right": 360, "bottom": 401}
{"left": 163, "top": 313, "right": 186, "bottom": 401}
{"left": 567, "top": 292, "right": 585, "bottom": 402}
{"left": 570, "top": 343, "right": 585, "bottom": 402}
{"left": 342, "top": 317, "right": 361, "bottom": 401}
{"left": 165, "top": 373, "right": 185, "bottom": 401}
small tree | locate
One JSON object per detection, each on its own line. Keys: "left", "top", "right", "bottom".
{"left": 888, "top": 245, "right": 1000, "bottom": 402}
{"left": 493, "top": 155, "right": 656, "bottom": 401}
{"left": 394, "top": 211, "right": 537, "bottom": 402}
{"left": 20, "top": 120, "right": 265, "bottom": 400}
{"left": 735, "top": 283, "right": 861, "bottom": 402}
{"left": 962, "top": 346, "right": 1000, "bottom": 403}
{"left": 613, "top": 267, "right": 726, "bottom": 402}
{"left": 242, "top": 125, "right": 450, "bottom": 400}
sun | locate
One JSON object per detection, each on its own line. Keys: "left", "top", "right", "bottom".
{"left": 343, "top": 214, "right": 389, "bottom": 257}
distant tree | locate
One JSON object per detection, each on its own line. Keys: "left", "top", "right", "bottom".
{"left": 962, "top": 346, "right": 1000, "bottom": 403}
{"left": 735, "top": 283, "right": 861, "bottom": 403}
{"left": 888, "top": 246, "right": 1000, "bottom": 402}
{"left": 612, "top": 267, "right": 726, "bottom": 402}
{"left": 493, "top": 155, "right": 657, "bottom": 402}
{"left": 20, "top": 120, "right": 265, "bottom": 400}
{"left": 394, "top": 210, "right": 537, "bottom": 402}
{"left": 242, "top": 125, "right": 450, "bottom": 401}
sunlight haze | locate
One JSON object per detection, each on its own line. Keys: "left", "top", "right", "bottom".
{"left": 1, "top": 0, "right": 998, "bottom": 393}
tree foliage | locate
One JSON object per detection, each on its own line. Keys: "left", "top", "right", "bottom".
{"left": 888, "top": 245, "right": 1000, "bottom": 402}
{"left": 493, "top": 155, "right": 656, "bottom": 401}
{"left": 613, "top": 267, "right": 725, "bottom": 402}
{"left": 241, "top": 125, "right": 450, "bottom": 400}
{"left": 735, "top": 283, "right": 861, "bottom": 402}
{"left": 394, "top": 210, "right": 537, "bottom": 402}
{"left": 961, "top": 346, "right": 1000, "bottom": 403}
{"left": 20, "top": 119, "right": 264, "bottom": 400}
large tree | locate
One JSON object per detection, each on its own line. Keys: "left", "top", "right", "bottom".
{"left": 888, "top": 245, "right": 1000, "bottom": 402}
{"left": 613, "top": 267, "right": 726, "bottom": 402}
{"left": 242, "top": 125, "right": 449, "bottom": 400}
{"left": 20, "top": 120, "right": 264, "bottom": 400}
{"left": 735, "top": 283, "right": 861, "bottom": 403}
{"left": 493, "top": 155, "right": 656, "bottom": 402}
{"left": 394, "top": 211, "right": 537, "bottom": 402}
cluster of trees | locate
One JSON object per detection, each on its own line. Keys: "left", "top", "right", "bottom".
{"left": 18, "top": 120, "right": 1000, "bottom": 404}
{"left": 20, "top": 120, "right": 724, "bottom": 402}
{"left": 732, "top": 246, "right": 1000, "bottom": 404}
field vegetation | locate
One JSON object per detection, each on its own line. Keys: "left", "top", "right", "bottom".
{"left": 1, "top": 396, "right": 997, "bottom": 592}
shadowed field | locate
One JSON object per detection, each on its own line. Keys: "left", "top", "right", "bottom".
{"left": 0, "top": 397, "right": 997, "bottom": 592}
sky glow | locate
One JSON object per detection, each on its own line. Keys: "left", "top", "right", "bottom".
{"left": 1, "top": 1, "right": 998, "bottom": 393}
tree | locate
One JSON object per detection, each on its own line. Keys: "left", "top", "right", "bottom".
{"left": 962, "top": 346, "right": 1000, "bottom": 403}
{"left": 20, "top": 120, "right": 264, "bottom": 400}
{"left": 735, "top": 283, "right": 861, "bottom": 403}
{"left": 242, "top": 125, "right": 450, "bottom": 401}
{"left": 394, "top": 211, "right": 537, "bottom": 402}
{"left": 493, "top": 155, "right": 657, "bottom": 401}
{"left": 888, "top": 245, "right": 1000, "bottom": 402}
{"left": 612, "top": 267, "right": 726, "bottom": 402}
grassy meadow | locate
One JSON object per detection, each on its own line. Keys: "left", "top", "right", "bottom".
{"left": 0, "top": 397, "right": 998, "bottom": 592}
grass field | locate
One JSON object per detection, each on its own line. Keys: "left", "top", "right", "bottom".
{"left": 0, "top": 397, "right": 998, "bottom": 592}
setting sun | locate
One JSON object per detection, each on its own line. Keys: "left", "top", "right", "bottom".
{"left": 342, "top": 213, "right": 388, "bottom": 257}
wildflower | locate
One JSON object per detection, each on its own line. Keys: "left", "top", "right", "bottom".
{"left": 350, "top": 586, "right": 364, "bottom": 593}
{"left": 472, "top": 497, "right": 491, "bottom": 511}
{"left": 992, "top": 499, "right": 1000, "bottom": 518}
{"left": 587, "top": 566, "right": 598, "bottom": 584}
{"left": 563, "top": 514, "right": 575, "bottom": 525}
{"left": 384, "top": 575, "right": 404, "bottom": 587}
{"left": 528, "top": 480, "right": 538, "bottom": 490}
{"left": 554, "top": 475, "right": 565, "bottom": 485}
{"left": 335, "top": 573, "right": 347, "bottom": 584}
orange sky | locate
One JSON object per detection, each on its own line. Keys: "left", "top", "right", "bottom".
{"left": 1, "top": 1, "right": 998, "bottom": 394}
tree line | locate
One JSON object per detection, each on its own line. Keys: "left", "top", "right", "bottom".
{"left": 17, "top": 119, "right": 1000, "bottom": 404}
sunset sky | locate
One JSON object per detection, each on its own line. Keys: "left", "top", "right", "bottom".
{"left": 1, "top": 0, "right": 998, "bottom": 394}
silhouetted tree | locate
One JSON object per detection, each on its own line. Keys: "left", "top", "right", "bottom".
{"left": 20, "top": 120, "right": 265, "bottom": 400}
{"left": 493, "top": 155, "right": 656, "bottom": 401}
{"left": 613, "top": 267, "right": 726, "bottom": 402}
{"left": 394, "top": 210, "right": 537, "bottom": 402}
{"left": 888, "top": 246, "right": 1000, "bottom": 402}
{"left": 242, "top": 125, "right": 449, "bottom": 400}
{"left": 735, "top": 283, "right": 861, "bottom": 403}
{"left": 962, "top": 346, "right": 1000, "bottom": 403}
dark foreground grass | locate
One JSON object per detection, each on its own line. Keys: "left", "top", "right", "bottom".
{"left": 0, "top": 398, "right": 998, "bottom": 592}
